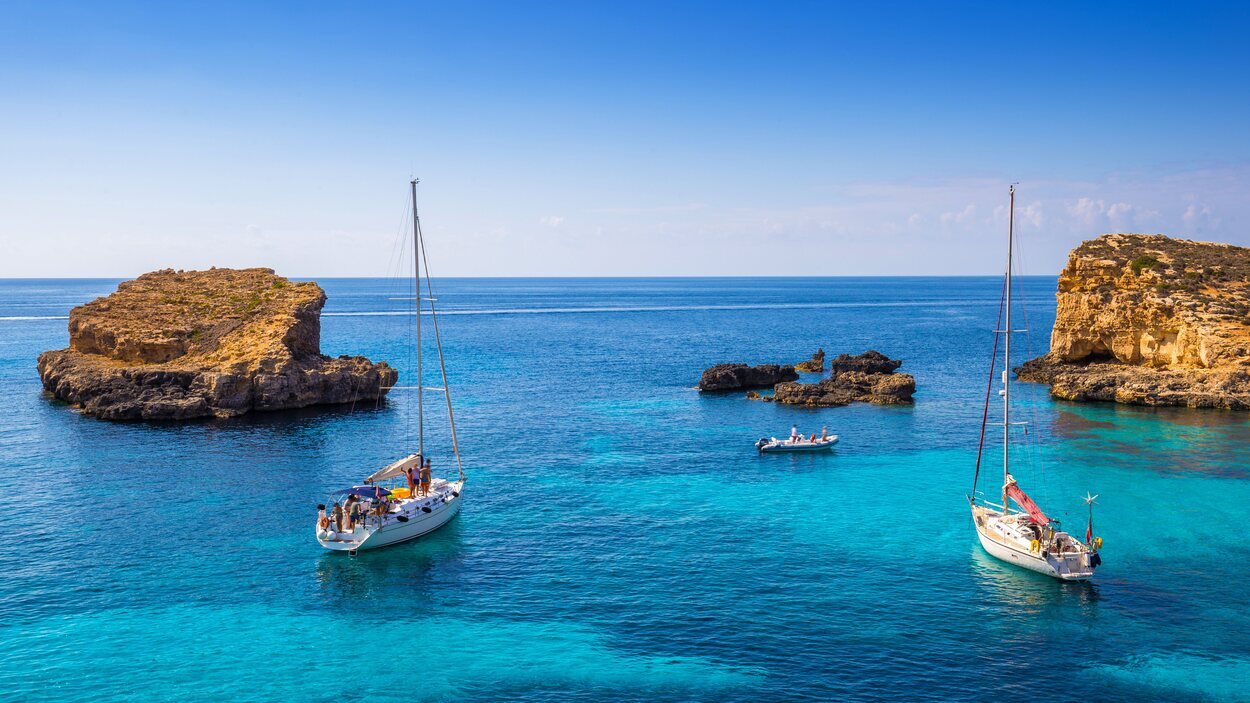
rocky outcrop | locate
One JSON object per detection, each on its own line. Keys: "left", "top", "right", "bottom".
{"left": 752, "top": 351, "right": 915, "bottom": 407}
{"left": 698, "top": 363, "right": 798, "bottom": 391}
{"left": 1016, "top": 358, "right": 1250, "bottom": 409}
{"left": 795, "top": 348, "right": 825, "bottom": 373}
{"left": 37, "top": 268, "right": 397, "bottom": 420}
{"left": 1018, "top": 234, "right": 1250, "bottom": 409}
{"left": 827, "top": 350, "right": 902, "bottom": 375}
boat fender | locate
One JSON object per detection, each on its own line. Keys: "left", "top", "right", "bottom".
{"left": 326, "top": 531, "right": 338, "bottom": 540}
{"left": 318, "top": 516, "right": 330, "bottom": 529}
{"left": 452, "top": 491, "right": 460, "bottom": 497}
{"left": 396, "top": 515, "right": 409, "bottom": 522}
{"left": 421, "top": 506, "right": 432, "bottom": 513}
{"left": 317, "top": 504, "right": 326, "bottom": 511}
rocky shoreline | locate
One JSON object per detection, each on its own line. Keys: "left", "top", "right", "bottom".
{"left": 38, "top": 268, "right": 397, "bottom": 420}
{"left": 1016, "top": 358, "right": 1250, "bottom": 409}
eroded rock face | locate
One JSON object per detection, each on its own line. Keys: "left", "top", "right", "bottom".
{"left": 1016, "top": 358, "right": 1250, "bottom": 409}
{"left": 1018, "top": 234, "right": 1250, "bottom": 409}
{"left": 827, "top": 350, "right": 901, "bottom": 375}
{"left": 37, "top": 268, "right": 397, "bottom": 420}
{"left": 767, "top": 352, "right": 914, "bottom": 407}
{"left": 698, "top": 363, "right": 798, "bottom": 391}
{"left": 795, "top": 348, "right": 825, "bottom": 373}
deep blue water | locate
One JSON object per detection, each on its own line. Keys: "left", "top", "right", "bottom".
{"left": 2, "top": 277, "right": 1249, "bottom": 702}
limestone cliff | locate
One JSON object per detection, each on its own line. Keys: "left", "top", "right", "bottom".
{"left": 38, "top": 268, "right": 397, "bottom": 420}
{"left": 1018, "top": 234, "right": 1250, "bottom": 409}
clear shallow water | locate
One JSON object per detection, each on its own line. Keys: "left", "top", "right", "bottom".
{"left": 1, "top": 277, "right": 1248, "bottom": 702}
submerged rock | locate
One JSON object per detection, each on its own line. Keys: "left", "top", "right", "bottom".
{"left": 794, "top": 348, "right": 825, "bottom": 373}
{"left": 1019, "top": 233, "right": 1250, "bottom": 409}
{"left": 37, "top": 268, "right": 397, "bottom": 420}
{"left": 698, "top": 363, "right": 798, "bottom": 391}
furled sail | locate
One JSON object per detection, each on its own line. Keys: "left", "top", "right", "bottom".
{"left": 1005, "top": 477, "right": 1050, "bottom": 525}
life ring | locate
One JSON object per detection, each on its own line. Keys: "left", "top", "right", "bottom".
{"left": 1029, "top": 539, "right": 1040, "bottom": 553}
{"left": 1092, "top": 536, "right": 1103, "bottom": 551}
{"left": 318, "top": 516, "right": 330, "bottom": 529}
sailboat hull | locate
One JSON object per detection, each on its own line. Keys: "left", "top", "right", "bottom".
{"left": 971, "top": 506, "right": 1094, "bottom": 581}
{"left": 974, "top": 526, "right": 1090, "bottom": 581}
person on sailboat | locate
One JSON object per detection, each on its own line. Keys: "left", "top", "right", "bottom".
{"left": 348, "top": 498, "right": 362, "bottom": 531}
{"left": 420, "top": 459, "right": 433, "bottom": 497}
{"left": 332, "top": 503, "right": 344, "bottom": 532}
{"left": 405, "top": 463, "right": 418, "bottom": 497}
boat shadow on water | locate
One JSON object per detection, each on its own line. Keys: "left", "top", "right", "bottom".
{"left": 313, "top": 518, "right": 467, "bottom": 601}
{"left": 969, "top": 546, "right": 1101, "bottom": 606}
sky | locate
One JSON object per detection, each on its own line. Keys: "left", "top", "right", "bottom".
{"left": 1, "top": 1, "right": 1248, "bottom": 277}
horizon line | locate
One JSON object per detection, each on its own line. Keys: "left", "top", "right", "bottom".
{"left": 0, "top": 273, "right": 1060, "bottom": 281}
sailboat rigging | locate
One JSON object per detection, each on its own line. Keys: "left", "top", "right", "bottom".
{"left": 315, "top": 179, "right": 466, "bottom": 553}
{"left": 968, "top": 185, "right": 1103, "bottom": 581}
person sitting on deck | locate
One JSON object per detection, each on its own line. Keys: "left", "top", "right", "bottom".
{"left": 420, "top": 459, "right": 433, "bottom": 497}
{"left": 809, "top": 433, "right": 817, "bottom": 443}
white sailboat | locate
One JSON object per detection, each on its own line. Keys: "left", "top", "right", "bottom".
{"left": 316, "top": 179, "right": 466, "bottom": 554}
{"left": 968, "top": 185, "right": 1103, "bottom": 581}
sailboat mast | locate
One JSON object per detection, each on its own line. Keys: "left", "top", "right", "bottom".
{"left": 411, "top": 178, "right": 425, "bottom": 456}
{"left": 1002, "top": 185, "right": 1014, "bottom": 513}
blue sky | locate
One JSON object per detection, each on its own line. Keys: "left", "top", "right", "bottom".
{"left": 2, "top": 1, "right": 1248, "bottom": 276}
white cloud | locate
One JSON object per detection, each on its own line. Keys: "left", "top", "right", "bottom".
{"left": 1106, "top": 202, "right": 1135, "bottom": 230}
{"left": 940, "top": 203, "right": 977, "bottom": 226}
{"left": 539, "top": 215, "right": 564, "bottom": 228}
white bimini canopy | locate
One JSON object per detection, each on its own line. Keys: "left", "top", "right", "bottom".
{"left": 364, "top": 454, "right": 421, "bottom": 484}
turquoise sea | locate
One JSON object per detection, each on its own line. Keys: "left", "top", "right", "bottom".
{"left": 2, "top": 277, "right": 1249, "bottom": 702}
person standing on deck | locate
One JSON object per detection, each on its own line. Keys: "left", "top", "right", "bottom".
{"left": 790, "top": 425, "right": 800, "bottom": 443}
{"left": 420, "top": 459, "right": 433, "bottom": 497}
{"left": 405, "top": 463, "right": 417, "bottom": 497}
{"left": 348, "top": 498, "right": 362, "bottom": 530}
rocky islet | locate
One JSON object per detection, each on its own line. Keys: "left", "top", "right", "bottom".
{"left": 702, "top": 350, "right": 915, "bottom": 407}
{"left": 37, "top": 268, "right": 397, "bottom": 420}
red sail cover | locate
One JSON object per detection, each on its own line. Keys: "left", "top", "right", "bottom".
{"left": 1006, "top": 483, "right": 1051, "bottom": 525}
